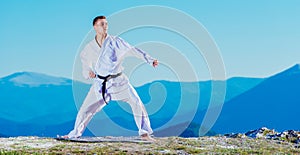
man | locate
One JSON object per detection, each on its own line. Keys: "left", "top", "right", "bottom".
{"left": 62, "top": 16, "right": 158, "bottom": 141}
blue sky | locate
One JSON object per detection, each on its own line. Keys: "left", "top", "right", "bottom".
{"left": 1, "top": 0, "right": 300, "bottom": 83}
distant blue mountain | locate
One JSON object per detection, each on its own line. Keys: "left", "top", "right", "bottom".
{"left": 0, "top": 72, "right": 77, "bottom": 124}
{"left": 213, "top": 64, "right": 300, "bottom": 134}
{"left": 0, "top": 72, "right": 70, "bottom": 87}
{"left": 225, "top": 77, "right": 265, "bottom": 102}
{"left": 0, "top": 70, "right": 268, "bottom": 137}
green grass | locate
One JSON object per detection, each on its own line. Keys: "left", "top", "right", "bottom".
{"left": 0, "top": 136, "right": 299, "bottom": 154}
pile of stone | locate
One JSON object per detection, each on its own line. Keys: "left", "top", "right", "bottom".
{"left": 225, "top": 127, "right": 300, "bottom": 146}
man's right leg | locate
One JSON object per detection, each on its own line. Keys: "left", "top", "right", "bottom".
{"left": 66, "top": 85, "right": 106, "bottom": 138}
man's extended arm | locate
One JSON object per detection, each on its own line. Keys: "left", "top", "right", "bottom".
{"left": 115, "top": 37, "right": 158, "bottom": 67}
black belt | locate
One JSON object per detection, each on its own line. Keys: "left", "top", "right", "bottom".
{"left": 97, "top": 72, "right": 122, "bottom": 104}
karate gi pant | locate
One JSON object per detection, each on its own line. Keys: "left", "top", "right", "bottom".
{"left": 67, "top": 80, "right": 153, "bottom": 138}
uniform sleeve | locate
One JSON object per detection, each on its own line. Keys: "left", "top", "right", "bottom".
{"left": 115, "top": 37, "right": 155, "bottom": 65}
{"left": 80, "top": 45, "right": 92, "bottom": 79}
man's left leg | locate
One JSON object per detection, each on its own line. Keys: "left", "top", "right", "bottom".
{"left": 120, "top": 84, "right": 154, "bottom": 140}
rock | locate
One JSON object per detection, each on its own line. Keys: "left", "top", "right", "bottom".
{"left": 245, "top": 127, "right": 276, "bottom": 138}
{"left": 225, "top": 127, "right": 300, "bottom": 146}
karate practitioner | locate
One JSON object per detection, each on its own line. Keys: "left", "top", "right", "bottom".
{"left": 62, "top": 16, "right": 158, "bottom": 141}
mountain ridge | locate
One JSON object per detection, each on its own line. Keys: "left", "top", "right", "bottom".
{"left": 0, "top": 64, "right": 299, "bottom": 137}
{"left": 269, "top": 64, "right": 300, "bottom": 79}
{"left": 213, "top": 64, "right": 300, "bottom": 134}
{"left": 0, "top": 72, "right": 71, "bottom": 87}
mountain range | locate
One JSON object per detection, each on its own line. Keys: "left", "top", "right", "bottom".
{"left": 0, "top": 64, "right": 299, "bottom": 137}
{"left": 213, "top": 64, "right": 300, "bottom": 133}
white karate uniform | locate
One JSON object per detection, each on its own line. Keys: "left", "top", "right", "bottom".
{"left": 67, "top": 34, "right": 154, "bottom": 138}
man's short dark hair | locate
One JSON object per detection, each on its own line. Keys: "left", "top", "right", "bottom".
{"left": 93, "top": 16, "right": 106, "bottom": 26}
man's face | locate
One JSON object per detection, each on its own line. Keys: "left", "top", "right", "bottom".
{"left": 94, "top": 19, "right": 108, "bottom": 34}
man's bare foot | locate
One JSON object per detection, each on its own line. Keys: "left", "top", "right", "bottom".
{"left": 62, "top": 135, "right": 69, "bottom": 139}
{"left": 141, "top": 134, "right": 156, "bottom": 142}
{"left": 57, "top": 135, "right": 69, "bottom": 139}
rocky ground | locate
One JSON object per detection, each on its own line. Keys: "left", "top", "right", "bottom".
{"left": 0, "top": 135, "right": 300, "bottom": 154}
